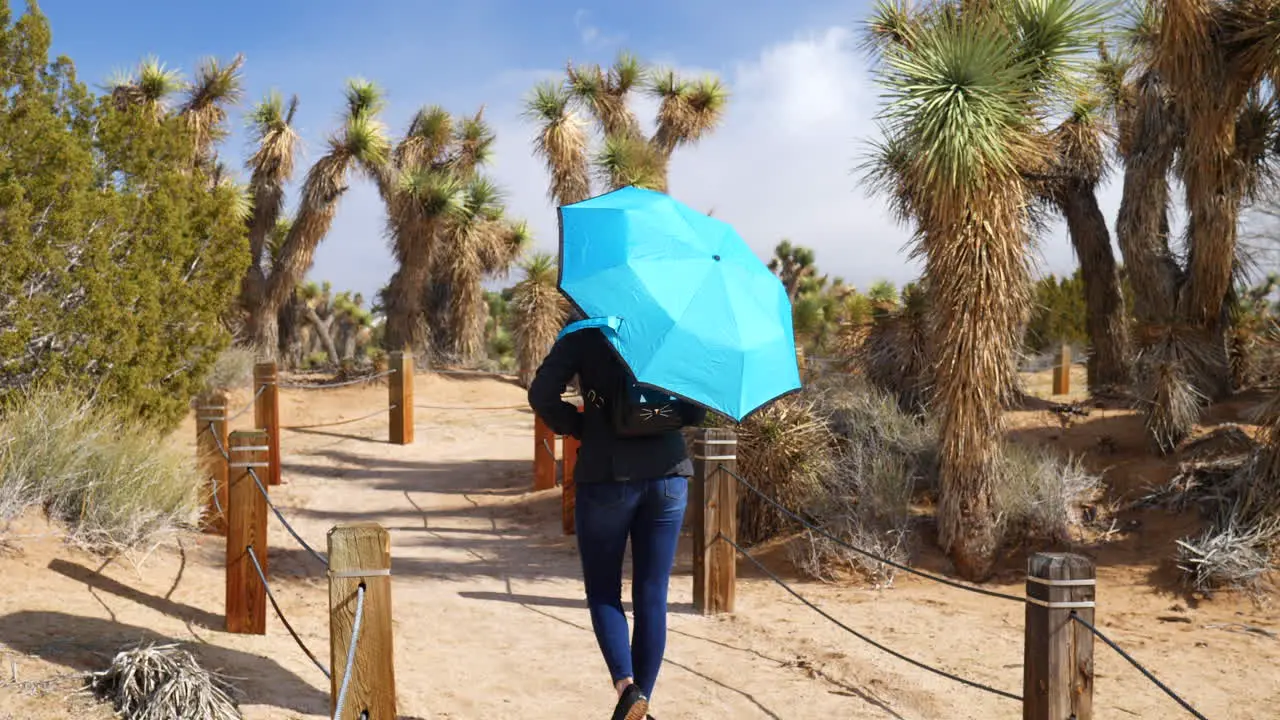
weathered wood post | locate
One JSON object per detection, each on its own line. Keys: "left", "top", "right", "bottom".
{"left": 226, "top": 430, "right": 269, "bottom": 635}
{"left": 1052, "top": 344, "right": 1072, "bottom": 396}
{"left": 691, "top": 427, "right": 738, "bottom": 614}
{"left": 253, "top": 361, "right": 282, "bottom": 486}
{"left": 196, "top": 392, "right": 230, "bottom": 535}
{"left": 389, "top": 351, "right": 413, "bottom": 445}
{"left": 533, "top": 415, "right": 557, "bottom": 491}
{"left": 561, "top": 407, "right": 582, "bottom": 535}
{"left": 328, "top": 523, "right": 396, "bottom": 719}
{"left": 1023, "top": 552, "right": 1095, "bottom": 720}
{"left": 795, "top": 346, "right": 808, "bottom": 381}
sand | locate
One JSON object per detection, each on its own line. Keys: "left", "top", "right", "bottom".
{"left": 1, "top": 369, "right": 1278, "bottom": 719}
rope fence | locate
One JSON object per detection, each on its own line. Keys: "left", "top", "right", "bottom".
{"left": 529, "top": 424, "right": 1215, "bottom": 719}
{"left": 191, "top": 355, "right": 1214, "bottom": 719}
{"left": 193, "top": 355, "right": 407, "bottom": 717}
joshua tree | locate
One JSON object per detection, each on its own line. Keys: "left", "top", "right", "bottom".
{"left": 511, "top": 253, "right": 568, "bottom": 387}
{"left": 240, "top": 91, "right": 300, "bottom": 339}
{"left": 863, "top": 0, "right": 1106, "bottom": 579}
{"left": 1104, "top": 4, "right": 1280, "bottom": 451}
{"left": 524, "top": 51, "right": 728, "bottom": 206}
{"left": 248, "top": 79, "right": 390, "bottom": 359}
{"left": 1035, "top": 94, "right": 1130, "bottom": 391}
{"left": 769, "top": 240, "right": 819, "bottom": 301}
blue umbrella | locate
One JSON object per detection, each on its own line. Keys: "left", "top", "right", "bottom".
{"left": 557, "top": 186, "right": 800, "bottom": 422}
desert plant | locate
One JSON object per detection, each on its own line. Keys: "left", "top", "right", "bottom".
{"left": 88, "top": 643, "right": 240, "bottom": 720}
{"left": 0, "top": 7, "right": 248, "bottom": 429}
{"left": 733, "top": 396, "right": 835, "bottom": 546}
{"left": 864, "top": 0, "right": 1108, "bottom": 579}
{"left": 993, "top": 445, "right": 1103, "bottom": 545}
{"left": 525, "top": 51, "right": 728, "bottom": 204}
{"left": 201, "top": 347, "right": 255, "bottom": 396}
{"left": 511, "top": 253, "right": 568, "bottom": 387}
{"left": 0, "top": 388, "right": 201, "bottom": 551}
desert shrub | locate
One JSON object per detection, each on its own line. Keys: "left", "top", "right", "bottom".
{"left": 994, "top": 445, "right": 1103, "bottom": 545}
{"left": 201, "top": 347, "right": 255, "bottom": 395}
{"left": 788, "top": 376, "right": 934, "bottom": 583}
{"left": 0, "top": 8, "right": 248, "bottom": 430}
{"left": 0, "top": 387, "right": 200, "bottom": 551}
{"left": 89, "top": 643, "right": 240, "bottom": 720}
{"left": 733, "top": 395, "right": 834, "bottom": 545}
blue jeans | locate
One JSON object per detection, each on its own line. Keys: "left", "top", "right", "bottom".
{"left": 575, "top": 475, "right": 688, "bottom": 699}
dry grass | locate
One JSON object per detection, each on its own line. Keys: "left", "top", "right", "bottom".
{"left": 201, "top": 347, "right": 255, "bottom": 395}
{"left": 788, "top": 376, "right": 933, "bottom": 584}
{"left": 0, "top": 388, "right": 200, "bottom": 552}
{"left": 993, "top": 445, "right": 1103, "bottom": 545}
{"left": 87, "top": 643, "right": 240, "bottom": 720}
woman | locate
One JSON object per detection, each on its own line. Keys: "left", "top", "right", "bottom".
{"left": 529, "top": 323, "right": 706, "bottom": 720}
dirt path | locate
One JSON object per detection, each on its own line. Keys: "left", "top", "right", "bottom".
{"left": 1, "top": 373, "right": 1278, "bottom": 719}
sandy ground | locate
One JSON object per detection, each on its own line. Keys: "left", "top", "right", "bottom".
{"left": 1, "top": 369, "right": 1279, "bottom": 719}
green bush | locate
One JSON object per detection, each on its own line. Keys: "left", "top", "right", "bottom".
{"left": 0, "top": 5, "right": 248, "bottom": 430}
{"left": 0, "top": 387, "right": 200, "bottom": 551}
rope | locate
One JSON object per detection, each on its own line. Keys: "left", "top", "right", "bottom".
{"left": 721, "top": 534, "right": 1022, "bottom": 702}
{"left": 415, "top": 403, "right": 530, "bottom": 411}
{"left": 1070, "top": 613, "right": 1209, "bottom": 720}
{"left": 282, "top": 405, "right": 395, "bottom": 431}
{"left": 229, "top": 384, "right": 267, "bottom": 422}
{"left": 246, "top": 545, "right": 331, "bottom": 680}
{"left": 719, "top": 466, "right": 1025, "bottom": 603}
{"left": 277, "top": 369, "right": 396, "bottom": 391}
{"left": 333, "top": 583, "right": 367, "bottom": 720}
{"left": 208, "top": 424, "right": 231, "bottom": 461}
{"left": 541, "top": 438, "right": 555, "bottom": 460}
{"left": 247, "top": 468, "right": 329, "bottom": 567}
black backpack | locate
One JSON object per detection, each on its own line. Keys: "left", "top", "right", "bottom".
{"left": 561, "top": 318, "right": 687, "bottom": 437}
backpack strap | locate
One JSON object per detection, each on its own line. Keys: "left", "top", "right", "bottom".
{"left": 557, "top": 316, "right": 622, "bottom": 340}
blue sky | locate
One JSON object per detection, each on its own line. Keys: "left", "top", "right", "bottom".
{"left": 25, "top": 0, "right": 1102, "bottom": 302}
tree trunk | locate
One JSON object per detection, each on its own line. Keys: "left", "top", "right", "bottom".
{"left": 1059, "top": 183, "right": 1129, "bottom": 390}
{"left": 383, "top": 258, "right": 432, "bottom": 354}
{"left": 278, "top": 293, "right": 305, "bottom": 369}
{"left": 247, "top": 300, "right": 279, "bottom": 361}
{"left": 304, "top": 305, "right": 340, "bottom": 365}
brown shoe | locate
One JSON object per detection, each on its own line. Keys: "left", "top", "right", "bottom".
{"left": 610, "top": 684, "right": 649, "bottom": 720}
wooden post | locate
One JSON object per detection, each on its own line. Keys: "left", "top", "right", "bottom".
{"left": 561, "top": 407, "right": 582, "bottom": 535}
{"left": 691, "top": 427, "right": 738, "bottom": 615}
{"left": 196, "top": 392, "right": 230, "bottom": 535}
{"left": 795, "top": 346, "right": 807, "bottom": 381}
{"left": 254, "top": 361, "right": 282, "bottom": 486}
{"left": 533, "top": 415, "right": 557, "bottom": 491}
{"left": 1052, "top": 344, "right": 1072, "bottom": 396}
{"left": 328, "top": 523, "right": 396, "bottom": 720}
{"left": 389, "top": 351, "right": 413, "bottom": 445}
{"left": 1023, "top": 552, "right": 1095, "bottom": 720}
{"left": 226, "top": 430, "right": 269, "bottom": 635}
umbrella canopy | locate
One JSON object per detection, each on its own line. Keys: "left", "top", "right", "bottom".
{"left": 557, "top": 186, "right": 800, "bottom": 422}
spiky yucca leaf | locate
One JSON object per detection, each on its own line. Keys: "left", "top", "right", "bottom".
{"left": 180, "top": 54, "right": 244, "bottom": 157}
{"left": 452, "top": 108, "right": 496, "bottom": 178}
{"left": 524, "top": 81, "right": 591, "bottom": 205}
{"left": 650, "top": 72, "right": 729, "bottom": 158}
{"left": 398, "top": 105, "right": 453, "bottom": 170}
{"left": 512, "top": 253, "right": 567, "bottom": 387}
{"left": 345, "top": 77, "right": 386, "bottom": 118}
{"left": 597, "top": 133, "right": 665, "bottom": 191}
{"left": 863, "top": 0, "right": 920, "bottom": 55}
{"left": 245, "top": 91, "right": 300, "bottom": 272}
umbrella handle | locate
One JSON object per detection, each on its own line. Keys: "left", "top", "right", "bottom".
{"left": 558, "top": 315, "right": 622, "bottom": 340}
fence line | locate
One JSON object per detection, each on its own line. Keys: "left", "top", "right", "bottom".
{"left": 282, "top": 404, "right": 397, "bottom": 432}
{"left": 247, "top": 467, "right": 329, "bottom": 566}
{"left": 1070, "top": 612, "right": 1210, "bottom": 720}
{"left": 276, "top": 369, "right": 397, "bottom": 391}
{"left": 720, "top": 533, "right": 1023, "bottom": 701}
{"left": 247, "top": 544, "right": 332, "bottom": 679}
{"left": 720, "top": 465, "right": 1025, "bottom": 603}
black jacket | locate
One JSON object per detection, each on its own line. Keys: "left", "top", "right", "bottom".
{"left": 528, "top": 328, "right": 707, "bottom": 484}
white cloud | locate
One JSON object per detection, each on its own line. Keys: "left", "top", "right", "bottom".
{"left": 308, "top": 22, "right": 1119, "bottom": 300}
{"left": 573, "top": 9, "right": 625, "bottom": 50}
